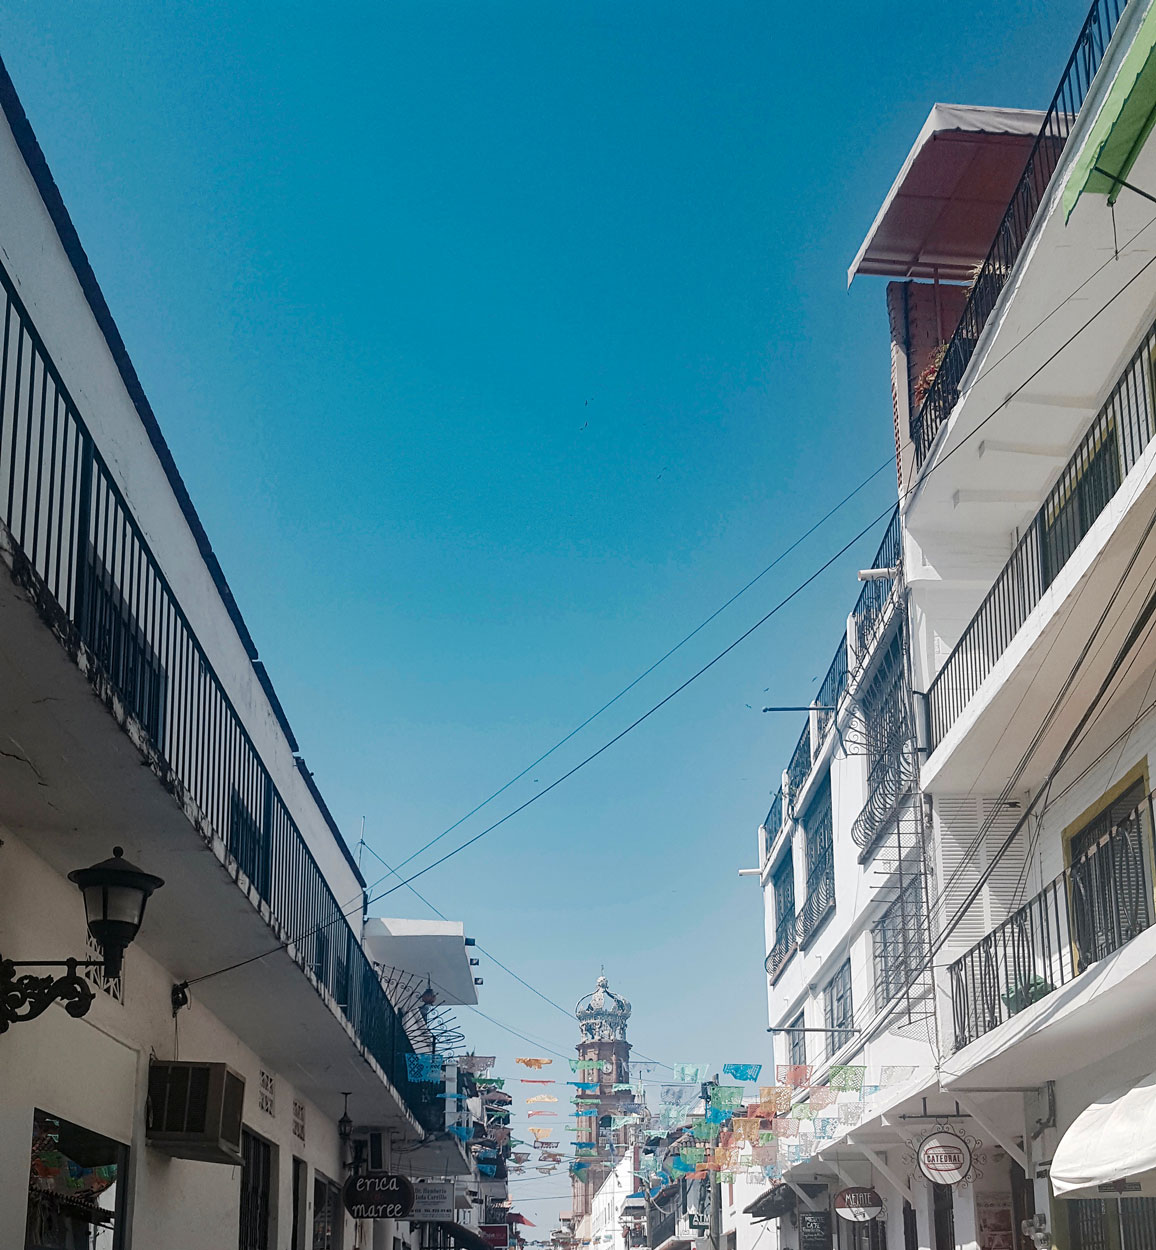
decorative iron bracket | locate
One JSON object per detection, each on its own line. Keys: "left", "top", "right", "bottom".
{"left": 0, "top": 953, "right": 99, "bottom": 1032}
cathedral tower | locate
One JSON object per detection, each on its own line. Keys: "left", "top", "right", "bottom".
{"left": 569, "top": 973, "right": 632, "bottom": 1226}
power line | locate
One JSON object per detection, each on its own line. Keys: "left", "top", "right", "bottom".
{"left": 188, "top": 223, "right": 1156, "bottom": 996}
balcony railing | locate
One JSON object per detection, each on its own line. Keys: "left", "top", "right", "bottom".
{"left": 815, "top": 636, "right": 848, "bottom": 744}
{"left": 927, "top": 314, "right": 1156, "bottom": 750}
{"left": 911, "top": 0, "right": 1125, "bottom": 468}
{"left": 0, "top": 258, "right": 442, "bottom": 1131}
{"left": 851, "top": 739, "right": 917, "bottom": 857}
{"left": 765, "top": 914, "right": 797, "bottom": 985}
{"left": 948, "top": 790, "right": 1154, "bottom": 1050}
{"left": 786, "top": 721, "right": 812, "bottom": 813}
{"left": 765, "top": 788, "right": 783, "bottom": 842}
{"left": 851, "top": 505, "right": 901, "bottom": 663}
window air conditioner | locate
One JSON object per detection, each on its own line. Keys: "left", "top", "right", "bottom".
{"left": 147, "top": 1060, "right": 245, "bottom": 1164}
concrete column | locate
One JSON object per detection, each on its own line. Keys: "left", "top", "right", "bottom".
{"left": 911, "top": 1177, "right": 935, "bottom": 1250}
{"left": 952, "top": 1186, "right": 979, "bottom": 1250}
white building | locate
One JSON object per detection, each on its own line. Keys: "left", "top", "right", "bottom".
{"left": 0, "top": 53, "right": 486, "bottom": 1250}
{"left": 750, "top": 3, "right": 1156, "bottom": 1250}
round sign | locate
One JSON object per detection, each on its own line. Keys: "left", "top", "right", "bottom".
{"left": 917, "top": 1132, "right": 973, "bottom": 1186}
{"left": 343, "top": 1172, "right": 416, "bottom": 1220}
{"left": 834, "top": 1188, "right": 884, "bottom": 1222}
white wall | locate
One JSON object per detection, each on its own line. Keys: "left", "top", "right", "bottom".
{"left": 0, "top": 832, "right": 358, "bottom": 1250}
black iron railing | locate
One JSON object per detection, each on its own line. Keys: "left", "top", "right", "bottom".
{"left": 797, "top": 846, "right": 835, "bottom": 948}
{"left": 0, "top": 259, "right": 442, "bottom": 1130}
{"left": 815, "top": 636, "right": 848, "bottom": 744}
{"left": 765, "top": 788, "right": 783, "bottom": 841}
{"left": 851, "top": 506, "right": 901, "bottom": 664}
{"left": 927, "top": 315, "right": 1156, "bottom": 749}
{"left": 765, "top": 913, "right": 797, "bottom": 985}
{"left": 851, "top": 739, "right": 917, "bottom": 856}
{"left": 912, "top": 0, "right": 1125, "bottom": 468}
{"left": 786, "top": 721, "right": 812, "bottom": 813}
{"left": 949, "top": 791, "right": 1153, "bottom": 1050}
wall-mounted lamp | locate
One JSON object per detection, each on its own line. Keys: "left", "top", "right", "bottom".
{"left": 338, "top": 1092, "right": 353, "bottom": 1151}
{"left": 0, "top": 846, "right": 163, "bottom": 1032}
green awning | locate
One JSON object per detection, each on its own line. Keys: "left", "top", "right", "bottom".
{"left": 1065, "top": 1, "right": 1156, "bottom": 220}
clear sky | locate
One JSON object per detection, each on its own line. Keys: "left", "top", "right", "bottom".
{"left": 2, "top": 0, "right": 1089, "bottom": 1227}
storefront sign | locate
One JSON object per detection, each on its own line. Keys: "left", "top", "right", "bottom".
{"left": 409, "top": 1182, "right": 456, "bottom": 1221}
{"left": 342, "top": 1172, "right": 415, "bottom": 1220}
{"left": 799, "top": 1208, "right": 832, "bottom": 1250}
{"left": 834, "top": 1188, "right": 884, "bottom": 1222}
{"left": 917, "top": 1132, "right": 973, "bottom": 1186}
{"left": 481, "top": 1224, "right": 511, "bottom": 1247}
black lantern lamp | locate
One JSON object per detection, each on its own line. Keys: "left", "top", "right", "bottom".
{"left": 69, "top": 846, "right": 164, "bottom": 978}
{"left": 0, "top": 845, "right": 163, "bottom": 1032}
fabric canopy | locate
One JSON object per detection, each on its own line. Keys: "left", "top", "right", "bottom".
{"left": 1065, "top": 2, "right": 1156, "bottom": 220}
{"left": 1052, "top": 1070, "right": 1156, "bottom": 1197}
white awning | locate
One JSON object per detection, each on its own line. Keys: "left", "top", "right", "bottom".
{"left": 1052, "top": 1071, "right": 1156, "bottom": 1198}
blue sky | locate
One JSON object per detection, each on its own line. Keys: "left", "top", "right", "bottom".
{"left": 3, "top": 0, "right": 1088, "bottom": 1224}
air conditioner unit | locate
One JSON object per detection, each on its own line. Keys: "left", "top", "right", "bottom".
{"left": 147, "top": 1060, "right": 245, "bottom": 1164}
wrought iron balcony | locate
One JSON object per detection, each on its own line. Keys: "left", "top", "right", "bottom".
{"left": 0, "top": 258, "right": 443, "bottom": 1131}
{"left": 786, "top": 721, "right": 812, "bottom": 814}
{"left": 911, "top": 0, "right": 1124, "bottom": 468}
{"left": 796, "top": 847, "right": 835, "bottom": 948}
{"left": 927, "top": 315, "right": 1156, "bottom": 751}
{"left": 815, "top": 637, "right": 848, "bottom": 745}
{"left": 851, "top": 738, "right": 917, "bottom": 857}
{"left": 765, "top": 914, "right": 797, "bottom": 985}
{"left": 764, "top": 788, "right": 783, "bottom": 843}
{"left": 851, "top": 506, "right": 901, "bottom": 664}
{"left": 948, "top": 789, "right": 1154, "bottom": 1051}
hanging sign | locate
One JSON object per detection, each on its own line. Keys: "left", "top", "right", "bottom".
{"left": 481, "top": 1225, "right": 511, "bottom": 1247}
{"left": 834, "top": 1188, "right": 884, "bottom": 1222}
{"left": 409, "top": 1182, "right": 456, "bottom": 1221}
{"left": 342, "top": 1172, "right": 415, "bottom": 1220}
{"left": 917, "top": 1132, "right": 973, "bottom": 1186}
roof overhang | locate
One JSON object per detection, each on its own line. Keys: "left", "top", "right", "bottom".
{"left": 848, "top": 104, "right": 1046, "bottom": 284}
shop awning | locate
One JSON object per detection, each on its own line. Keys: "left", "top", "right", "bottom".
{"left": 1052, "top": 1070, "right": 1156, "bottom": 1198}
{"left": 1065, "top": 2, "right": 1156, "bottom": 220}
{"left": 743, "top": 1183, "right": 796, "bottom": 1222}
{"left": 848, "top": 104, "right": 1044, "bottom": 284}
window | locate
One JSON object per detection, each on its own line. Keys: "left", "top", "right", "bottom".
{"left": 799, "top": 776, "right": 835, "bottom": 945}
{"left": 874, "top": 874, "right": 927, "bottom": 1005}
{"left": 239, "top": 1128, "right": 273, "bottom": 1250}
{"left": 824, "top": 960, "right": 853, "bottom": 1059}
{"left": 860, "top": 633, "right": 909, "bottom": 772}
{"left": 787, "top": 1012, "right": 806, "bottom": 1069}
{"left": 25, "top": 1109, "right": 127, "bottom": 1249}
{"left": 313, "top": 1173, "right": 342, "bottom": 1250}
{"left": 1067, "top": 775, "right": 1152, "bottom": 967}
{"left": 773, "top": 856, "right": 795, "bottom": 943}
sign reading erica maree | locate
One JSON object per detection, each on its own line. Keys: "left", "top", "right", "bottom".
{"left": 342, "top": 1173, "right": 415, "bottom": 1220}
{"left": 834, "top": 1188, "right": 884, "bottom": 1222}
{"left": 917, "top": 1132, "right": 973, "bottom": 1186}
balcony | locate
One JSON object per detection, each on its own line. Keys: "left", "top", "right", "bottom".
{"left": 851, "top": 738, "right": 918, "bottom": 858}
{"left": 765, "top": 914, "right": 797, "bottom": 985}
{"left": 815, "top": 637, "right": 848, "bottom": 744}
{"left": 851, "top": 506, "right": 901, "bottom": 662}
{"left": 786, "top": 722, "right": 812, "bottom": 814}
{"left": 0, "top": 255, "right": 442, "bottom": 1131}
{"left": 948, "top": 788, "right": 1154, "bottom": 1052}
{"left": 911, "top": 0, "right": 1125, "bottom": 469}
{"left": 926, "top": 313, "right": 1156, "bottom": 753}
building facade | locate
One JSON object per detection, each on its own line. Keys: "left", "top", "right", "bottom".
{"left": 0, "top": 52, "right": 490, "bottom": 1250}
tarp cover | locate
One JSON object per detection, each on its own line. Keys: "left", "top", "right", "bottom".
{"left": 1065, "top": 1, "right": 1156, "bottom": 220}
{"left": 1052, "top": 1070, "right": 1156, "bottom": 1197}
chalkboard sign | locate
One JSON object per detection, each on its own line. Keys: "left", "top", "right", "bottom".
{"left": 342, "top": 1173, "right": 415, "bottom": 1220}
{"left": 800, "top": 1208, "right": 832, "bottom": 1250}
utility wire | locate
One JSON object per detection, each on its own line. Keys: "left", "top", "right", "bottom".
{"left": 188, "top": 219, "right": 1156, "bottom": 994}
